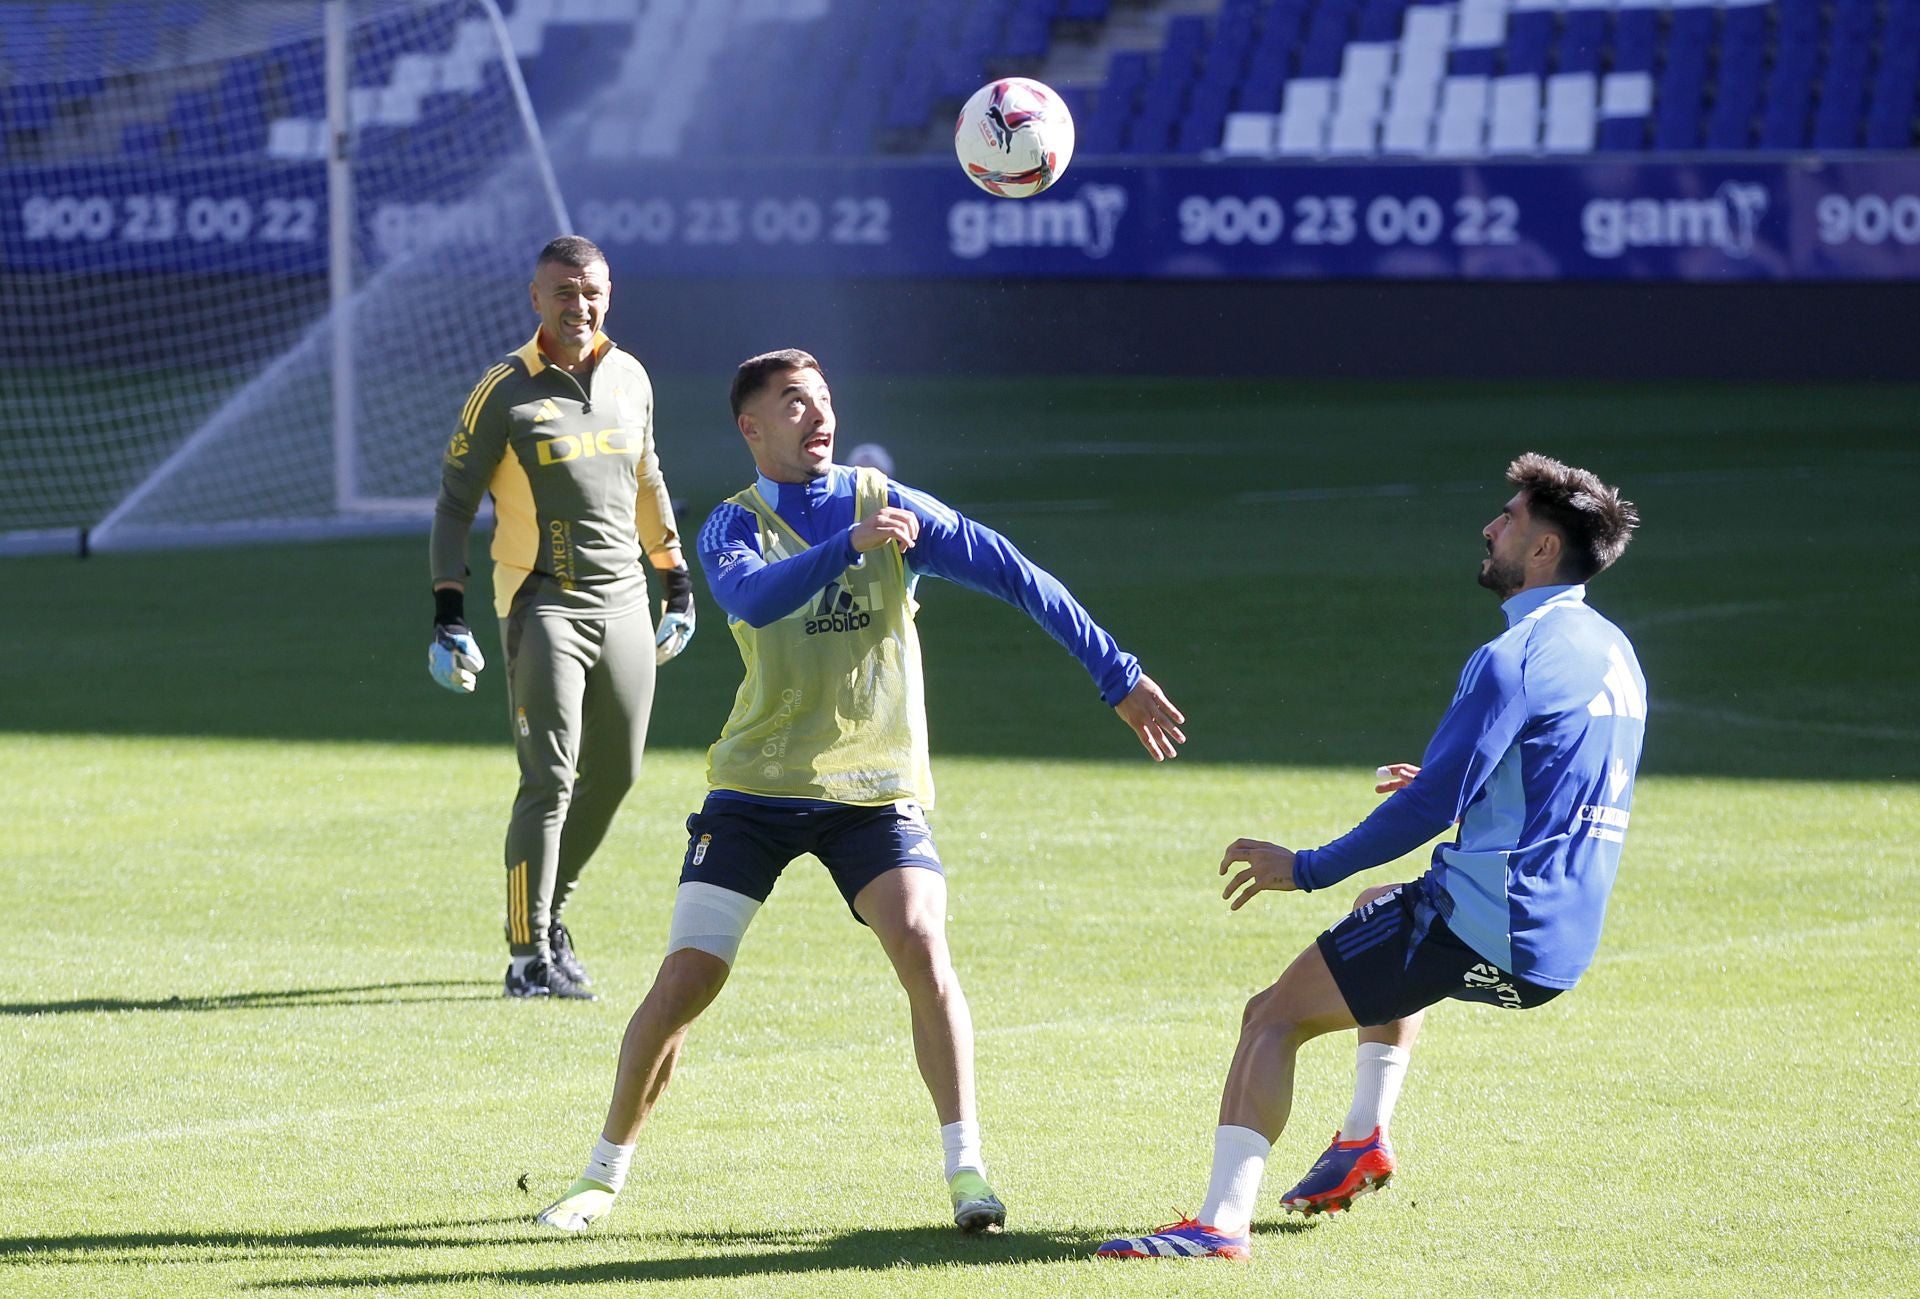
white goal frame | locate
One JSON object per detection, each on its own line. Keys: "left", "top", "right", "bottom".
{"left": 86, "top": 0, "right": 569, "bottom": 552}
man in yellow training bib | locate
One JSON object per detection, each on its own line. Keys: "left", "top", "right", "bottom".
{"left": 537, "top": 348, "right": 1185, "bottom": 1236}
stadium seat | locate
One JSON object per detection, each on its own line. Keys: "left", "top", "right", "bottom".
{"left": 1276, "top": 77, "right": 1334, "bottom": 155}
{"left": 1813, "top": 37, "right": 1873, "bottom": 149}
{"left": 1486, "top": 73, "right": 1540, "bottom": 154}
{"left": 1542, "top": 72, "right": 1596, "bottom": 154}
{"left": 1866, "top": 40, "right": 1920, "bottom": 148}
{"left": 1760, "top": 45, "right": 1817, "bottom": 149}
{"left": 1706, "top": 39, "right": 1765, "bottom": 150}
{"left": 1502, "top": 10, "right": 1552, "bottom": 78}
{"left": 1610, "top": 9, "right": 1658, "bottom": 73}
{"left": 1082, "top": 50, "right": 1147, "bottom": 155}
{"left": 1356, "top": 0, "right": 1409, "bottom": 44}
{"left": 1237, "top": 8, "right": 1304, "bottom": 112}
{"left": 121, "top": 120, "right": 170, "bottom": 160}
{"left": 1652, "top": 37, "right": 1708, "bottom": 151}
{"left": 1556, "top": 10, "right": 1605, "bottom": 77}
{"left": 1220, "top": 109, "right": 1278, "bottom": 156}
{"left": 1433, "top": 75, "right": 1489, "bottom": 156}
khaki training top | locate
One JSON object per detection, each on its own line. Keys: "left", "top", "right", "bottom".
{"left": 430, "top": 331, "right": 679, "bottom": 620}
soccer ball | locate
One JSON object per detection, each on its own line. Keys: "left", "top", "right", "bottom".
{"left": 955, "top": 77, "right": 1075, "bottom": 199}
{"left": 846, "top": 442, "right": 894, "bottom": 477}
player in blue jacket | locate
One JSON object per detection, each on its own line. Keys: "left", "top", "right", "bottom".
{"left": 1099, "top": 453, "right": 1644, "bottom": 1262}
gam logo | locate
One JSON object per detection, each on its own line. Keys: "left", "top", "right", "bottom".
{"left": 1580, "top": 181, "right": 1769, "bottom": 260}
{"left": 948, "top": 184, "right": 1128, "bottom": 260}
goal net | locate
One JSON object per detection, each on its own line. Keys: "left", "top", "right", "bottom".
{"left": 0, "top": 0, "right": 567, "bottom": 552}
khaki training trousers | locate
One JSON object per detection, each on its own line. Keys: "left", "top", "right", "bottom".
{"left": 500, "top": 603, "right": 657, "bottom": 958}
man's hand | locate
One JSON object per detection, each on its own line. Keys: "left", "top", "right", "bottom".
{"left": 1373, "top": 762, "right": 1420, "bottom": 794}
{"left": 850, "top": 506, "right": 920, "bottom": 554}
{"left": 655, "top": 565, "right": 696, "bottom": 666}
{"left": 1114, "top": 675, "right": 1186, "bottom": 761}
{"left": 1219, "top": 838, "right": 1298, "bottom": 909}
{"left": 429, "top": 623, "right": 486, "bottom": 693}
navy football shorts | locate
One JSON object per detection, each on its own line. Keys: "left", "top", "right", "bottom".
{"left": 1316, "top": 879, "right": 1564, "bottom": 1027}
{"left": 679, "top": 794, "right": 943, "bottom": 922}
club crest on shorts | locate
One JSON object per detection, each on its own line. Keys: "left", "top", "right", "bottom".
{"left": 692, "top": 833, "right": 711, "bottom": 866}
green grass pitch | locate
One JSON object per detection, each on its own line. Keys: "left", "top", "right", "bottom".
{"left": 1, "top": 378, "right": 1915, "bottom": 1297}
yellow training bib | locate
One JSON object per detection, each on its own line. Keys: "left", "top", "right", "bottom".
{"left": 706, "top": 467, "right": 935, "bottom": 807}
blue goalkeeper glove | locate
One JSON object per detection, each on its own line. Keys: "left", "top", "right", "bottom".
{"left": 655, "top": 565, "right": 695, "bottom": 666}
{"left": 428, "top": 587, "right": 486, "bottom": 694}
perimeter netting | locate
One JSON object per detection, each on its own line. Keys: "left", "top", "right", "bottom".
{"left": 0, "top": 0, "right": 566, "bottom": 550}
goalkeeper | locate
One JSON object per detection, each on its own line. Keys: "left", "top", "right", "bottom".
{"left": 429, "top": 235, "right": 694, "bottom": 1002}
{"left": 535, "top": 348, "right": 1185, "bottom": 1235}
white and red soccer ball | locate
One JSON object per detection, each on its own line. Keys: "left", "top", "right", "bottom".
{"left": 954, "top": 77, "right": 1075, "bottom": 199}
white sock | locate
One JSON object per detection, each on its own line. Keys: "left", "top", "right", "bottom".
{"left": 940, "top": 1120, "right": 985, "bottom": 1181}
{"left": 509, "top": 955, "right": 536, "bottom": 978}
{"left": 1339, "top": 1042, "right": 1411, "bottom": 1141}
{"left": 582, "top": 1135, "right": 635, "bottom": 1193}
{"left": 1197, "top": 1125, "right": 1270, "bottom": 1236}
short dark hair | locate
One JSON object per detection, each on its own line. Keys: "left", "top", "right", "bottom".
{"left": 536, "top": 234, "right": 606, "bottom": 271}
{"left": 1507, "top": 452, "right": 1639, "bottom": 582}
{"left": 730, "top": 348, "right": 822, "bottom": 417}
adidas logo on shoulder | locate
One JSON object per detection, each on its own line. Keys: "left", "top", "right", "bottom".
{"left": 1587, "top": 645, "right": 1646, "bottom": 720}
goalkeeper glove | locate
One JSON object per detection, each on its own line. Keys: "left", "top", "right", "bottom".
{"left": 655, "top": 565, "right": 695, "bottom": 666}
{"left": 428, "top": 587, "right": 486, "bottom": 694}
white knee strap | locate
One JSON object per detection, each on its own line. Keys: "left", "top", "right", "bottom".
{"left": 666, "top": 881, "right": 761, "bottom": 966}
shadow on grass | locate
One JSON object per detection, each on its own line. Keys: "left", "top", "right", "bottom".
{"left": 248, "top": 1226, "right": 1092, "bottom": 1287}
{"left": 0, "top": 1220, "right": 1093, "bottom": 1281}
{"left": 0, "top": 980, "right": 497, "bottom": 1016}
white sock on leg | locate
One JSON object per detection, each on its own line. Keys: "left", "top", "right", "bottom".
{"left": 940, "top": 1120, "right": 985, "bottom": 1181}
{"left": 1197, "top": 1125, "right": 1270, "bottom": 1236}
{"left": 582, "top": 1135, "right": 635, "bottom": 1193}
{"left": 1339, "top": 1042, "right": 1411, "bottom": 1141}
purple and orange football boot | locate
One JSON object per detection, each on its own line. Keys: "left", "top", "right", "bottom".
{"left": 1280, "top": 1127, "right": 1396, "bottom": 1216}
{"left": 1095, "top": 1218, "right": 1250, "bottom": 1261}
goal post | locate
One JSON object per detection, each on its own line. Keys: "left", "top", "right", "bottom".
{"left": 0, "top": 0, "right": 569, "bottom": 554}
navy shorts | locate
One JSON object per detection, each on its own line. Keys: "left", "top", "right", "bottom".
{"left": 680, "top": 794, "right": 943, "bottom": 922}
{"left": 1316, "top": 880, "right": 1564, "bottom": 1027}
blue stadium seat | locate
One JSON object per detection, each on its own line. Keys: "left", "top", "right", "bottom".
{"left": 1610, "top": 9, "right": 1659, "bottom": 72}
{"left": 170, "top": 89, "right": 227, "bottom": 157}
{"left": 1706, "top": 38, "right": 1764, "bottom": 149}
{"left": 1177, "top": 81, "right": 1234, "bottom": 152}
{"left": 1503, "top": 11, "right": 1553, "bottom": 77}
{"left": 1557, "top": 11, "right": 1606, "bottom": 76}
{"left": 1866, "top": 34, "right": 1919, "bottom": 147}
{"left": 1652, "top": 39, "right": 1707, "bottom": 150}
{"left": 1449, "top": 47, "right": 1498, "bottom": 77}
{"left": 1721, "top": 3, "right": 1768, "bottom": 48}
{"left": 1596, "top": 114, "right": 1648, "bottom": 152}
{"left": 1081, "top": 49, "right": 1147, "bottom": 154}
{"left": 1355, "top": 0, "right": 1408, "bottom": 44}
{"left": 1813, "top": 37, "right": 1873, "bottom": 148}
{"left": 1237, "top": 16, "right": 1300, "bottom": 113}
{"left": 121, "top": 120, "right": 170, "bottom": 159}
{"left": 1125, "top": 15, "right": 1206, "bottom": 154}
{"left": 1298, "top": 1, "right": 1356, "bottom": 78}
{"left": 3, "top": 82, "right": 56, "bottom": 132}
{"left": 1759, "top": 46, "right": 1817, "bottom": 149}
{"left": 1005, "top": 0, "right": 1055, "bottom": 59}
{"left": 1775, "top": 0, "right": 1822, "bottom": 43}
{"left": 1061, "top": 0, "right": 1109, "bottom": 20}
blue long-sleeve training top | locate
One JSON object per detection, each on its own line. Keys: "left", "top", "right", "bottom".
{"left": 1291, "top": 584, "right": 1648, "bottom": 989}
{"left": 696, "top": 465, "right": 1141, "bottom": 707}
